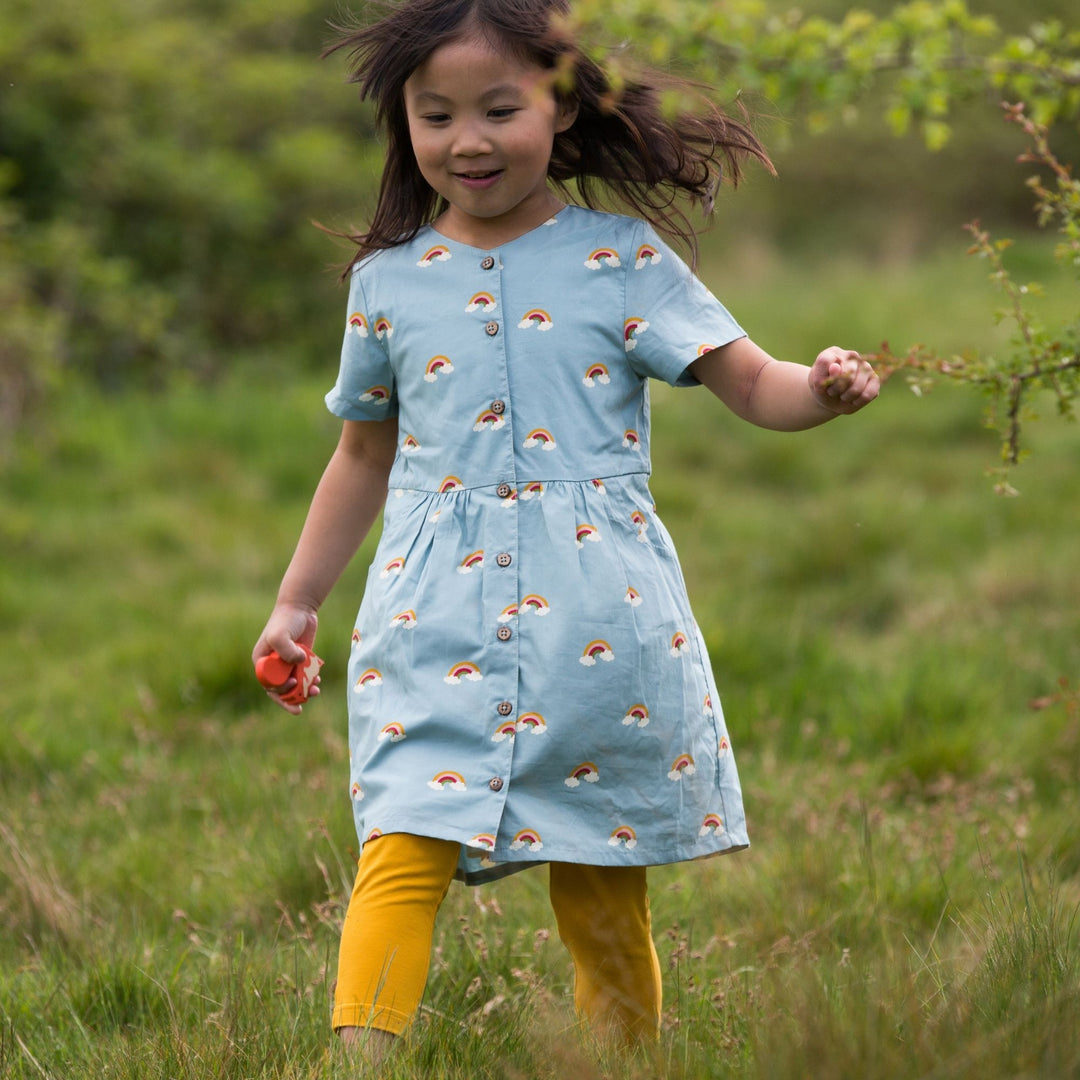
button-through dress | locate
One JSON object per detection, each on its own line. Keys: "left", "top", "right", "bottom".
{"left": 327, "top": 205, "right": 749, "bottom": 884}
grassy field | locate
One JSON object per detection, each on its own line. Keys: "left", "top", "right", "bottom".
{"left": 2, "top": 237, "right": 1078, "bottom": 1078}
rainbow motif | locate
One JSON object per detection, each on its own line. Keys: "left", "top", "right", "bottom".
{"left": 424, "top": 355, "right": 454, "bottom": 382}
{"left": 351, "top": 628, "right": 362, "bottom": 645}
{"left": 624, "top": 586, "right": 642, "bottom": 607}
{"left": 473, "top": 409, "right": 506, "bottom": 431}
{"left": 608, "top": 826, "right": 637, "bottom": 849}
{"left": 510, "top": 828, "right": 543, "bottom": 852}
{"left": 465, "top": 292, "right": 496, "bottom": 312}
{"left": 350, "top": 781, "right": 364, "bottom": 801}
{"left": 444, "top": 661, "right": 483, "bottom": 684}
{"left": 622, "top": 429, "right": 640, "bottom": 450}
{"left": 670, "top": 631, "right": 689, "bottom": 657}
{"left": 377, "top": 722, "right": 406, "bottom": 743}
{"left": 515, "top": 712, "right": 547, "bottom": 733}
{"left": 703, "top": 694, "right": 714, "bottom": 717}
{"left": 622, "top": 703, "right": 650, "bottom": 728}
{"left": 497, "top": 603, "right": 519, "bottom": 623}
{"left": 427, "top": 770, "right": 466, "bottom": 791}
{"left": 417, "top": 245, "right": 451, "bottom": 266}
{"left": 400, "top": 434, "right": 421, "bottom": 454}
{"left": 517, "top": 308, "right": 553, "bottom": 331}
{"left": 355, "top": 668, "right": 383, "bottom": 691}
{"left": 520, "top": 481, "right": 544, "bottom": 501}
{"left": 623, "top": 317, "right": 650, "bottom": 351}
{"left": 491, "top": 720, "right": 517, "bottom": 743}
{"left": 697, "top": 343, "right": 717, "bottom": 357}
{"left": 359, "top": 385, "right": 392, "bottom": 404}
{"left": 520, "top": 594, "right": 550, "bottom": 616}
{"left": 564, "top": 762, "right": 600, "bottom": 788}
{"left": 634, "top": 244, "right": 663, "bottom": 269}
{"left": 365, "top": 828, "right": 383, "bottom": 842}
{"left": 580, "top": 639, "right": 614, "bottom": 666}
{"left": 590, "top": 478, "right": 607, "bottom": 495}
{"left": 523, "top": 428, "right": 556, "bottom": 451}
{"left": 373, "top": 316, "right": 393, "bottom": 339}
{"left": 667, "top": 753, "right": 696, "bottom": 781}
{"left": 438, "top": 476, "right": 464, "bottom": 493}
{"left": 699, "top": 813, "right": 724, "bottom": 836}
{"left": 466, "top": 834, "right": 496, "bottom": 851}
{"left": 582, "top": 363, "right": 610, "bottom": 387}
{"left": 457, "top": 550, "right": 484, "bottom": 574}
{"left": 347, "top": 312, "right": 369, "bottom": 337}
{"left": 575, "top": 523, "right": 601, "bottom": 548}
{"left": 719, "top": 734, "right": 730, "bottom": 756}
{"left": 389, "top": 609, "right": 417, "bottom": 629}
{"left": 380, "top": 556, "right": 406, "bottom": 579}
{"left": 584, "top": 247, "right": 621, "bottom": 269}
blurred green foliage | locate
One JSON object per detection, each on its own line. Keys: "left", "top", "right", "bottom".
{"left": 1, "top": 0, "right": 1078, "bottom": 437}
{"left": 0, "top": 0, "right": 381, "bottom": 420}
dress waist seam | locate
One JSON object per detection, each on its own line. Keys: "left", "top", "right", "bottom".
{"left": 387, "top": 470, "right": 651, "bottom": 495}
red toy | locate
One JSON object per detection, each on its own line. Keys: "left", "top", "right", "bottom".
{"left": 255, "top": 645, "right": 324, "bottom": 705}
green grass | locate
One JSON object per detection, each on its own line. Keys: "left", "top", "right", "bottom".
{"left": 2, "top": 239, "right": 1078, "bottom": 1078}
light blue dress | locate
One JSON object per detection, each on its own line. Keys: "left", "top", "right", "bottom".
{"left": 326, "top": 205, "right": 748, "bottom": 883}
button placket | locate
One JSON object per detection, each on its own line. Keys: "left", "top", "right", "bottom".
{"left": 477, "top": 248, "right": 516, "bottom": 823}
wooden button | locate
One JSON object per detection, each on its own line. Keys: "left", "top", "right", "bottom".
{"left": 497, "top": 700, "right": 513, "bottom": 716}
{"left": 495, "top": 484, "right": 512, "bottom": 499}
{"left": 495, "top": 551, "right": 512, "bottom": 567}
{"left": 496, "top": 626, "right": 512, "bottom": 641}
{"left": 480, "top": 256, "right": 495, "bottom": 270}
{"left": 488, "top": 777, "right": 504, "bottom": 792}
{"left": 485, "top": 321, "right": 499, "bottom": 336}
{"left": 491, "top": 399, "right": 506, "bottom": 414}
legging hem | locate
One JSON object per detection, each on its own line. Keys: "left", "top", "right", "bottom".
{"left": 332, "top": 1001, "right": 413, "bottom": 1036}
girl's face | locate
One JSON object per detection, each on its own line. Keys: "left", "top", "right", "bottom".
{"left": 403, "top": 33, "right": 577, "bottom": 248}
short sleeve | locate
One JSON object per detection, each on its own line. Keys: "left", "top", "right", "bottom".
{"left": 325, "top": 264, "right": 399, "bottom": 421}
{"left": 623, "top": 222, "right": 745, "bottom": 388}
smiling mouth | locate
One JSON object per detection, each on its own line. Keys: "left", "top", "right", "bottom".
{"left": 456, "top": 169, "right": 503, "bottom": 181}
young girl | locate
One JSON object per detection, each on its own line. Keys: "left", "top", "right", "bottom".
{"left": 253, "top": 0, "right": 879, "bottom": 1055}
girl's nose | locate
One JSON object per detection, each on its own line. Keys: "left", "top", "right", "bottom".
{"left": 451, "top": 120, "right": 494, "bottom": 157}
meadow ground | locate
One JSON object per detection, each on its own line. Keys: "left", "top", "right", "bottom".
{"left": 2, "top": 237, "right": 1078, "bottom": 1078}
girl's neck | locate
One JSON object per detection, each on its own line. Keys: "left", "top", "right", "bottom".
{"left": 431, "top": 191, "right": 566, "bottom": 250}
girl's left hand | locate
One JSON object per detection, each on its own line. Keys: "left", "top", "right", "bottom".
{"left": 809, "top": 348, "right": 880, "bottom": 415}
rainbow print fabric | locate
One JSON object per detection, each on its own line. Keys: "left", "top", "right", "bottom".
{"left": 326, "top": 206, "right": 748, "bottom": 884}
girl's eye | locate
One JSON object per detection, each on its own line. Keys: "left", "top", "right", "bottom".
{"left": 422, "top": 113, "right": 451, "bottom": 124}
{"left": 489, "top": 107, "right": 519, "bottom": 119}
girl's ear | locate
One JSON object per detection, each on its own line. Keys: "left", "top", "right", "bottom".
{"left": 555, "top": 95, "right": 579, "bottom": 133}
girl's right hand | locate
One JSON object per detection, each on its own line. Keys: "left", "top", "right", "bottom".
{"left": 252, "top": 605, "right": 320, "bottom": 714}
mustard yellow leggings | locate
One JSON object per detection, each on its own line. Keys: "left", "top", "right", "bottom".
{"left": 332, "top": 832, "right": 662, "bottom": 1041}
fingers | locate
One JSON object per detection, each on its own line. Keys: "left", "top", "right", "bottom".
{"left": 252, "top": 606, "right": 321, "bottom": 712}
{"left": 814, "top": 348, "right": 879, "bottom": 413}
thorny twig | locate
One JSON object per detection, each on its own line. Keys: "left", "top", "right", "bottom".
{"left": 868, "top": 102, "right": 1079, "bottom": 493}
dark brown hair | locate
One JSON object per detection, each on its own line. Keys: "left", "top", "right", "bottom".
{"left": 323, "top": 0, "right": 773, "bottom": 270}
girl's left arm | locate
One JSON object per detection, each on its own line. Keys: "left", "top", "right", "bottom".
{"left": 688, "top": 337, "right": 879, "bottom": 431}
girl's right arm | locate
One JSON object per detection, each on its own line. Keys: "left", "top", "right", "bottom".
{"left": 253, "top": 417, "right": 397, "bottom": 713}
